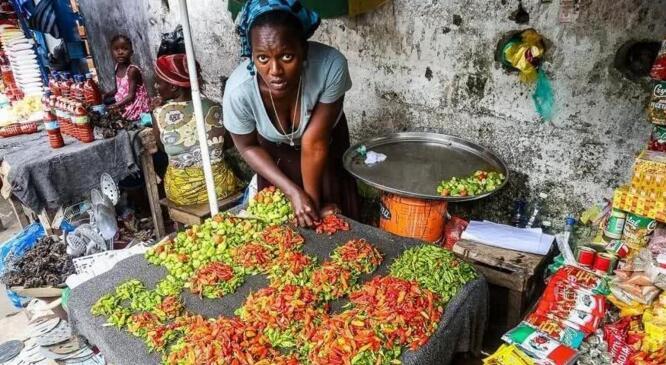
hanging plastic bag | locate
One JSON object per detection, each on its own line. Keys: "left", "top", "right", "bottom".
{"left": 157, "top": 25, "right": 186, "bottom": 57}
{"left": 533, "top": 69, "right": 554, "bottom": 121}
{"left": 502, "top": 29, "right": 545, "bottom": 83}
{"left": 0, "top": 222, "right": 45, "bottom": 309}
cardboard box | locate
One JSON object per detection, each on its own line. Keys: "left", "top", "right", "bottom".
{"left": 613, "top": 185, "right": 666, "bottom": 222}
{"left": 631, "top": 150, "right": 666, "bottom": 198}
{"left": 10, "top": 286, "right": 64, "bottom": 298}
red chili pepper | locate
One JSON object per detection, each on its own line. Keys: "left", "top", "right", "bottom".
{"left": 314, "top": 215, "right": 350, "bottom": 235}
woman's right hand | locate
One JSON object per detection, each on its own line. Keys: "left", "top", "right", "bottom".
{"left": 287, "top": 188, "right": 319, "bottom": 227}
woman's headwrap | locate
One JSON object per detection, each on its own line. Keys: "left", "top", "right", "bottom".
{"left": 236, "top": 0, "right": 320, "bottom": 74}
{"left": 154, "top": 54, "right": 192, "bottom": 88}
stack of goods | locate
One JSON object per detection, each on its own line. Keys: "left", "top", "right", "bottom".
{"left": 486, "top": 266, "right": 608, "bottom": 365}
{"left": 0, "top": 25, "right": 43, "bottom": 98}
{"left": 609, "top": 36, "right": 666, "bottom": 225}
{"left": 46, "top": 72, "right": 104, "bottom": 143}
{"left": 90, "top": 187, "right": 478, "bottom": 365}
{"left": 0, "top": 235, "right": 75, "bottom": 289}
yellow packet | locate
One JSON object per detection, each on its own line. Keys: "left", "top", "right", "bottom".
{"left": 484, "top": 344, "right": 534, "bottom": 365}
{"left": 607, "top": 294, "right": 648, "bottom": 317}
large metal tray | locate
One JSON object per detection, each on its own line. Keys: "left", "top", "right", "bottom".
{"left": 343, "top": 132, "right": 509, "bottom": 202}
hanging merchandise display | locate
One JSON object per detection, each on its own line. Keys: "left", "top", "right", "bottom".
{"left": 500, "top": 29, "right": 554, "bottom": 121}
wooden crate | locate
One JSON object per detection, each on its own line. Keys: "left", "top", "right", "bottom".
{"left": 453, "top": 239, "right": 554, "bottom": 328}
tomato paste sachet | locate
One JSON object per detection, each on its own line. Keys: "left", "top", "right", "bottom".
{"left": 502, "top": 323, "right": 578, "bottom": 365}
{"left": 550, "top": 265, "right": 610, "bottom": 295}
{"left": 533, "top": 302, "right": 602, "bottom": 335}
{"left": 542, "top": 279, "right": 607, "bottom": 317}
{"left": 524, "top": 314, "right": 586, "bottom": 348}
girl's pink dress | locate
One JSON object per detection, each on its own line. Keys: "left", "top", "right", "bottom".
{"left": 114, "top": 64, "right": 150, "bottom": 121}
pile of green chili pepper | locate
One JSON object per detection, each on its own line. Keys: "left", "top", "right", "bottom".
{"left": 389, "top": 245, "right": 477, "bottom": 303}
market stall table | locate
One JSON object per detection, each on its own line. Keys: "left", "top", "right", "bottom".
{"left": 0, "top": 129, "right": 166, "bottom": 237}
{"left": 0, "top": 130, "right": 136, "bottom": 211}
{"left": 67, "top": 217, "right": 488, "bottom": 365}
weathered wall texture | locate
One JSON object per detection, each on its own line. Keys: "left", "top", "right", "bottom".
{"left": 82, "top": 0, "right": 666, "bottom": 225}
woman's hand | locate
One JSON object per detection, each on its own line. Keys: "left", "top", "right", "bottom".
{"left": 150, "top": 96, "right": 163, "bottom": 109}
{"left": 319, "top": 203, "right": 341, "bottom": 218}
{"left": 287, "top": 188, "right": 319, "bottom": 227}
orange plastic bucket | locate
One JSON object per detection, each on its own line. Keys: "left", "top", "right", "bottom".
{"left": 379, "top": 193, "right": 448, "bottom": 242}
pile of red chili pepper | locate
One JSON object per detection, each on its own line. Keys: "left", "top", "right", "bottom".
{"left": 314, "top": 215, "right": 350, "bottom": 235}
{"left": 152, "top": 295, "right": 183, "bottom": 321}
{"left": 331, "top": 239, "right": 383, "bottom": 275}
{"left": 144, "top": 320, "right": 187, "bottom": 353}
{"left": 268, "top": 251, "right": 317, "bottom": 288}
{"left": 232, "top": 242, "right": 275, "bottom": 274}
{"left": 127, "top": 311, "right": 162, "bottom": 339}
{"left": 349, "top": 276, "right": 444, "bottom": 350}
{"left": 165, "top": 315, "right": 292, "bottom": 365}
{"left": 237, "top": 285, "right": 327, "bottom": 348}
{"left": 188, "top": 262, "right": 243, "bottom": 298}
{"left": 306, "top": 309, "right": 401, "bottom": 365}
{"left": 262, "top": 225, "right": 305, "bottom": 252}
{"left": 308, "top": 261, "right": 355, "bottom": 301}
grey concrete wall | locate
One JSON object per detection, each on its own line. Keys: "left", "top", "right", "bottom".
{"left": 81, "top": 0, "right": 666, "bottom": 225}
{"left": 78, "top": 0, "right": 156, "bottom": 93}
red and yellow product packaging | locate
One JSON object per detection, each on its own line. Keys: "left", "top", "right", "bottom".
{"left": 542, "top": 279, "right": 607, "bottom": 317}
{"left": 603, "top": 316, "right": 644, "bottom": 365}
{"left": 524, "top": 314, "right": 585, "bottom": 348}
{"left": 630, "top": 151, "right": 666, "bottom": 198}
{"left": 613, "top": 185, "right": 666, "bottom": 223}
{"left": 549, "top": 265, "right": 610, "bottom": 295}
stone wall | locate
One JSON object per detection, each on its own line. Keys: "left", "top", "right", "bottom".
{"left": 79, "top": 0, "right": 666, "bottom": 225}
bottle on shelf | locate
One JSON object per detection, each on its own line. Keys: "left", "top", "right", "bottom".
{"left": 60, "top": 72, "right": 73, "bottom": 98}
{"left": 510, "top": 200, "right": 526, "bottom": 227}
{"left": 525, "top": 193, "right": 548, "bottom": 229}
{"left": 43, "top": 95, "right": 64, "bottom": 148}
{"left": 48, "top": 72, "right": 61, "bottom": 96}
{"left": 73, "top": 102, "right": 93, "bottom": 143}
{"left": 84, "top": 73, "right": 103, "bottom": 111}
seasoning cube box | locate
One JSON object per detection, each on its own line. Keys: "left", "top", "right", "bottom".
{"left": 613, "top": 185, "right": 666, "bottom": 223}
{"left": 630, "top": 150, "right": 666, "bottom": 198}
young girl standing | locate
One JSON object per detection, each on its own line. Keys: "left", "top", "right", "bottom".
{"left": 105, "top": 35, "right": 150, "bottom": 121}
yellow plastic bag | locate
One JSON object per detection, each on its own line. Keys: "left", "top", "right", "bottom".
{"left": 503, "top": 29, "right": 545, "bottom": 83}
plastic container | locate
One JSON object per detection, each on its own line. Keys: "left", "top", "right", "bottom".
{"left": 61, "top": 72, "right": 73, "bottom": 98}
{"left": 47, "top": 128, "right": 64, "bottom": 148}
{"left": 379, "top": 192, "right": 448, "bottom": 242}
{"left": 84, "top": 73, "right": 103, "bottom": 107}
{"left": 525, "top": 193, "right": 548, "bottom": 228}
{"left": 49, "top": 72, "right": 60, "bottom": 96}
{"left": 44, "top": 105, "right": 64, "bottom": 148}
{"left": 70, "top": 75, "right": 83, "bottom": 103}
{"left": 73, "top": 103, "right": 93, "bottom": 143}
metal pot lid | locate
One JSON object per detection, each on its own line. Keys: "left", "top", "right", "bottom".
{"left": 343, "top": 132, "right": 509, "bottom": 202}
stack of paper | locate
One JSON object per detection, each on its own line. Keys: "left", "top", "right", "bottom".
{"left": 461, "top": 220, "right": 554, "bottom": 255}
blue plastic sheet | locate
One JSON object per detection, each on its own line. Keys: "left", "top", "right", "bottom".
{"left": 1, "top": 222, "right": 45, "bottom": 309}
{"left": 533, "top": 69, "right": 555, "bottom": 121}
